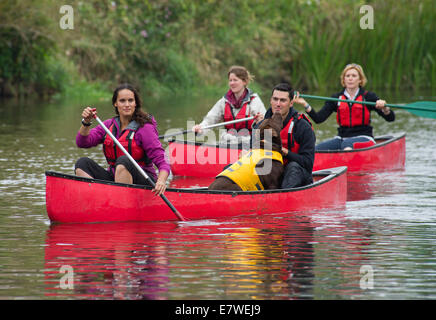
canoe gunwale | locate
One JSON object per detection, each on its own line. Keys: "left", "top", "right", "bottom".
{"left": 168, "top": 132, "right": 406, "bottom": 154}
{"left": 45, "top": 166, "right": 347, "bottom": 196}
{"left": 315, "top": 132, "right": 406, "bottom": 154}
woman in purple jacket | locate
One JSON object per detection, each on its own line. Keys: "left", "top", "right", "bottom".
{"left": 75, "top": 83, "right": 170, "bottom": 195}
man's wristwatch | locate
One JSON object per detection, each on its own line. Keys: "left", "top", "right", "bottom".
{"left": 304, "top": 104, "right": 311, "bottom": 111}
{"left": 81, "top": 118, "right": 92, "bottom": 126}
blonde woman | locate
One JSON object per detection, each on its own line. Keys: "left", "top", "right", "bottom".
{"left": 192, "top": 66, "right": 266, "bottom": 144}
{"left": 295, "top": 63, "right": 395, "bottom": 150}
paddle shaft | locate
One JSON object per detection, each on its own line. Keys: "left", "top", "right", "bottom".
{"left": 94, "top": 116, "right": 186, "bottom": 221}
{"left": 299, "top": 94, "right": 433, "bottom": 112}
{"left": 158, "top": 116, "right": 255, "bottom": 139}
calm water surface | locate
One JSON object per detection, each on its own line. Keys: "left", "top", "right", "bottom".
{"left": 0, "top": 90, "right": 435, "bottom": 300}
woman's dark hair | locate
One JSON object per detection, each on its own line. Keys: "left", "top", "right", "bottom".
{"left": 112, "top": 83, "right": 152, "bottom": 127}
{"left": 272, "top": 83, "right": 293, "bottom": 99}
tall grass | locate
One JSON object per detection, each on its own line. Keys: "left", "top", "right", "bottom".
{"left": 290, "top": 0, "right": 436, "bottom": 91}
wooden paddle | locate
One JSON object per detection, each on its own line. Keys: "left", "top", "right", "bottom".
{"left": 94, "top": 115, "right": 187, "bottom": 221}
{"left": 298, "top": 93, "right": 436, "bottom": 119}
{"left": 158, "top": 116, "right": 256, "bottom": 140}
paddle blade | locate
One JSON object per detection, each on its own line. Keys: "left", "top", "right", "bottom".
{"left": 403, "top": 101, "right": 436, "bottom": 119}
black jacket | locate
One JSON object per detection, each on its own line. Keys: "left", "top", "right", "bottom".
{"left": 255, "top": 108, "right": 316, "bottom": 173}
{"left": 307, "top": 87, "right": 395, "bottom": 138}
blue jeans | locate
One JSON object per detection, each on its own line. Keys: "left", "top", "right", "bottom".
{"left": 315, "top": 136, "right": 375, "bottom": 151}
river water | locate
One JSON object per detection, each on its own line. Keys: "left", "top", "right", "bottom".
{"left": 0, "top": 89, "right": 435, "bottom": 300}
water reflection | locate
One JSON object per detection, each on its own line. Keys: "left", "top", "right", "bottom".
{"left": 347, "top": 170, "right": 406, "bottom": 201}
{"left": 45, "top": 210, "right": 394, "bottom": 299}
{"left": 44, "top": 222, "right": 175, "bottom": 299}
{"left": 44, "top": 215, "right": 325, "bottom": 300}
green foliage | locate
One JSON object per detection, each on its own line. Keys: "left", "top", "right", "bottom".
{"left": 0, "top": 0, "right": 435, "bottom": 98}
{"left": 0, "top": 0, "right": 63, "bottom": 96}
{"left": 66, "top": 0, "right": 199, "bottom": 96}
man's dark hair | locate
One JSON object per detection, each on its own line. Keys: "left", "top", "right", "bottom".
{"left": 272, "top": 83, "right": 293, "bottom": 99}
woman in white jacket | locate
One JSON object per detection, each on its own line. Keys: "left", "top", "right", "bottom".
{"left": 192, "top": 66, "right": 266, "bottom": 145}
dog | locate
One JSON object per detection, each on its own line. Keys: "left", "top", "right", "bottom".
{"left": 208, "top": 112, "right": 284, "bottom": 191}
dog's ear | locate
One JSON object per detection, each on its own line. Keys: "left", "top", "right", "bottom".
{"left": 271, "top": 112, "right": 283, "bottom": 131}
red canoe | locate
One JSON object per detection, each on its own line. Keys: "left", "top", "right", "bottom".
{"left": 45, "top": 166, "right": 347, "bottom": 224}
{"left": 168, "top": 132, "right": 405, "bottom": 177}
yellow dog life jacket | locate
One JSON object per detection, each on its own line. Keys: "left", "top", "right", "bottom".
{"left": 217, "top": 149, "right": 283, "bottom": 191}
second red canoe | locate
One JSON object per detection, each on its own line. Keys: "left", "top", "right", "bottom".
{"left": 168, "top": 132, "right": 405, "bottom": 177}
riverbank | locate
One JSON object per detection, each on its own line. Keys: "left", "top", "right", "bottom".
{"left": 1, "top": 0, "right": 435, "bottom": 98}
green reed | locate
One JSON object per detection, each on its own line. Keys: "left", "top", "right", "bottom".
{"left": 290, "top": 0, "right": 436, "bottom": 91}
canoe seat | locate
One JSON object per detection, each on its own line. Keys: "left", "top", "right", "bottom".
{"left": 352, "top": 141, "right": 375, "bottom": 149}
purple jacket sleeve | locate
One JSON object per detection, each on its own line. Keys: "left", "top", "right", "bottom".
{"left": 135, "top": 117, "right": 171, "bottom": 175}
{"left": 76, "top": 119, "right": 113, "bottom": 148}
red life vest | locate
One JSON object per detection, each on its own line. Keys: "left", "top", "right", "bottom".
{"left": 336, "top": 92, "right": 370, "bottom": 127}
{"left": 223, "top": 95, "right": 256, "bottom": 131}
{"left": 280, "top": 113, "right": 313, "bottom": 155}
{"left": 102, "top": 120, "right": 151, "bottom": 168}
